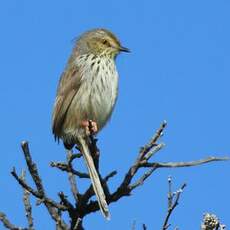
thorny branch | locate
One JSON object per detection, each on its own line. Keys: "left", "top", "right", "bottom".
{"left": 0, "top": 121, "right": 228, "bottom": 230}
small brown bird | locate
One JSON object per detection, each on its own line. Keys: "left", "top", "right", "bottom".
{"left": 52, "top": 28, "right": 129, "bottom": 219}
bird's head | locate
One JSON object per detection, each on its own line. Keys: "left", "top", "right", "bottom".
{"left": 76, "top": 28, "right": 130, "bottom": 58}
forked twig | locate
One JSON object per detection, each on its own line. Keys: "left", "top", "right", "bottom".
{"left": 162, "top": 177, "right": 186, "bottom": 230}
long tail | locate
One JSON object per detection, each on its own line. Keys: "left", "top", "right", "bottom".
{"left": 77, "top": 135, "right": 110, "bottom": 219}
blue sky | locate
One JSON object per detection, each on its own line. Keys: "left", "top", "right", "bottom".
{"left": 0, "top": 0, "right": 229, "bottom": 229}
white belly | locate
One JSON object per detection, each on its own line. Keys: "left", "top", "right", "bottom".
{"left": 64, "top": 55, "right": 119, "bottom": 135}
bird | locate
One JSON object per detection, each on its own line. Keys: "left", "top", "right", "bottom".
{"left": 52, "top": 28, "right": 129, "bottom": 219}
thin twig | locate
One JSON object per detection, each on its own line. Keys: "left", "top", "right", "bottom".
{"left": 139, "top": 120, "right": 167, "bottom": 160}
{"left": 129, "top": 167, "right": 156, "bottom": 190}
{"left": 66, "top": 151, "right": 81, "bottom": 202}
{"left": 68, "top": 172, "right": 81, "bottom": 202}
{"left": 11, "top": 168, "right": 40, "bottom": 197}
{"left": 21, "top": 142, "right": 44, "bottom": 194}
{"left": 11, "top": 168, "right": 66, "bottom": 210}
{"left": 50, "top": 161, "right": 89, "bottom": 178}
{"left": 162, "top": 179, "right": 187, "bottom": 230}
{"left": 0, "top": 212, "right": 24, "bottom": 230}
{"left": 20, "top": 170, "right": 34, "bottom": 230}
{"left": 114, "top": 122, "right": 168, "bottom": 193}
{"left": 141, "top": 157, "right": 229, "bottom": 168}
{"left": 103, "top": 170, "right": 117, "bottom": 182}
{"left": 19, "top": 142, "right": 68, "bottom": 229}
{"left": 144, "top": 143, "right": 165, "bottom": 161}
{"left": 167, "top": 176, "right": 172, "bottom": 209}
{"left": 58, "top": 192, "right": 75, "bottom": 211}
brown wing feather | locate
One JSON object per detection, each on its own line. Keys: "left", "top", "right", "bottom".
{"left": 52, "top": 64, "right": 81, "bottom": 140}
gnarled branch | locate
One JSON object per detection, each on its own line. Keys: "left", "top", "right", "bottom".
{"left": 0, "top": 122, "right": 228, "bottom": 230}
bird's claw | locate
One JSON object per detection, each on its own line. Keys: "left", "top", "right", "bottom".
{"left": 81, "top": 120, "right": 98, "bottom": 135}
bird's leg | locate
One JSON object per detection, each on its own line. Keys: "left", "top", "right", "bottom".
{"left": 81, "top": 120, "right": 98, "bottom": 135}
{"left": 74, "top": 121, "right": 97, "bottom": 153}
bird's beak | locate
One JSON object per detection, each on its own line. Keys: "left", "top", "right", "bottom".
{"left": 119, "top": 46, "right": 130, "bottom": 53}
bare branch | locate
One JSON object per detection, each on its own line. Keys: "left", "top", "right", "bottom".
{"left": 144, "top": 143, "right": 165, "bottom": 161}
{"left": 129, "top": 167, "right": 156, "bottom": 190}
{"left": 21, "top": 142, "right": 44, "bottom": 194}
{"left": 58, "top": 192, "right": 75, "bottom": 211}
{"left": 139, "top": 120, "right": 167, "bottom": 160}
{"left": 141, "top": 157, "right": 229, "bottom": 168}
{"left": 18, "top": 142, "right": 68, "bottom": 230}
{"left": 66, "top": 151, "right": 81, "bottom": 202}
{"left": 167, "top": 176, "right": 173, "bottom": 209}
{"left": 69, "top": 153, "right": 83, "bottom": 162}
{"left": 162, "top": 178, "right": 187, "bottom": 230}
{"left": 0, "top": 212, "right": 24, "bottom": 230}
{"left": 2, "top": 122, "right": 228, "bottom": 230}
{"left": 80, "top": 122, "right": 228, "bottom": 218}
{"left": 11, "top": 168, "right": 66, "bottom": 211}
{"left": 20, "top": 170, "right": 34, "bottom": 230}
{"left": 103, "top": 170, "right": 117, "bottom": 182}
{"left": 68, "top": 172, "right": 80, "bottom": 202}
{"left": 111, "top": 122, "right": 168, "bottom": 195}
{"left": 50, "top": 161, "right": 89, "bottom": 179}
{"left": 11, "top": 167, "right": 40, "bottom": 198}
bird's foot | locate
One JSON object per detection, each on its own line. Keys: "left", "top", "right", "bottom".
{"left": 81, "top": 120, "right": 98, "bottom": 135}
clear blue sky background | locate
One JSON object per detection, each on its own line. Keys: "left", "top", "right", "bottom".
{"left": 0, "top": 0, "right": 229, "bottom": 229}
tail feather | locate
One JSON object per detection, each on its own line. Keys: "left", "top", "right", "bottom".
{"left": 78, "top": 136, "right": 110, "bottom": 219}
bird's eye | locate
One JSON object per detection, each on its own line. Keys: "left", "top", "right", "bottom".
{"left": 102, "top": 40, "right": 109, "bottom": 46}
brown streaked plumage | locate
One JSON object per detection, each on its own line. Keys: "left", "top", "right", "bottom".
{"left": 52, "top": 28, "right": 129, "bottom": 219}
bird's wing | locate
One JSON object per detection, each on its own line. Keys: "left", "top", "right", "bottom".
{"left": 52, "top": 64, "right": 82, "bottom": 140}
